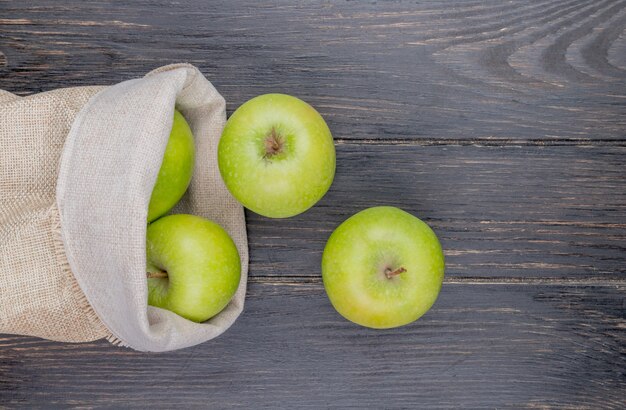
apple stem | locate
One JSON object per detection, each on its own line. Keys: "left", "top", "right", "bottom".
{"left": 385, "top": 267, "right": 406, "bottom": 279}
{"left": 264, "top": 127, "right": 284, "bottom": 157}
{"left": 147, "top": 271, "right": 168, "bottom": 279}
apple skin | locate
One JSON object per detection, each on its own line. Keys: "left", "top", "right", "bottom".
{"left": 146, "top": 214, "right": 241, "bottom": 323}
{"left": 321, "top": 206, "right": 445, "bottom": 329}
{"left": 147, "top": 110, "right": 195, "bottom": 223}
{"left": 218, "top": 93, "right": 335, "bottom": 218}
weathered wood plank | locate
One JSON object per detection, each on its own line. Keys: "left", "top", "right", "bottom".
{"left": 248, "top": 143, "right": 626, "bottom": 279}
{"left": 1, "top": 281, "right": 624, "bottom": 408}
{"left": 1, "top": 0, "right": 624, "bottom": 140}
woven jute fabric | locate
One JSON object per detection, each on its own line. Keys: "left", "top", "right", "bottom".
{"left": 0, "top": 64, "right": 248, "bottom": 351}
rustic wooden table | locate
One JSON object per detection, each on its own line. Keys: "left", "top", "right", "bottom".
{"left": 1, "top": 0, "right": 625, "bottom": 408}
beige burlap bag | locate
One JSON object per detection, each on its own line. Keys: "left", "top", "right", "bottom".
{"left": 0, "top": 64, "right": 248, "bottom": 352}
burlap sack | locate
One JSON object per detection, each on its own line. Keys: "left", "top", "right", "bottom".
{"left": 0, "top": 64, "right": 248, "bottom": 352}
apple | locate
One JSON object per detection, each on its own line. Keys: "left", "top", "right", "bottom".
{"left": 146, "top": 214, "right": 241, "bottom": 323}
{"left": 147, "top": 109, "right": 195, "bottom": 222}
{"left": 321, "top": 206, "right": 445, "bottom": 329}
{"left": 218, "top": 93, "right": 335, "bottom": 218}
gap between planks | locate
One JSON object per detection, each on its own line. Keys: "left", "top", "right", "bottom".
{"left": 249, "top": 275, "right": 626, "bottom": 287}
{"left": 334, "top": 138, "right": 626, "bottom": 147}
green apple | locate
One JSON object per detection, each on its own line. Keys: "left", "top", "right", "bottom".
{"left": 146, "top": 214, "right": 241, "bottom": 323}
{"left": 147, "top": 110, "right": 195, "bottom": 223}
{"left": 218, "top": 93, "right": 335, "bottom": 218}
{"left": 321, "top": 206, "right": 445, "bottom": 329}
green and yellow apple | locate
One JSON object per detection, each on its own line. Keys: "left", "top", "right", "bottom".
{"left": 146, "top": 214, "right": 241, "bottom": 323}
{"left": 147, "top": 110, "right": 195, "bottom": 223}
{"left": 322, "top": 206, "right": 445, "bottom": 329}
{"left": 218, "top": 93, "right": 335, "bottom": 218}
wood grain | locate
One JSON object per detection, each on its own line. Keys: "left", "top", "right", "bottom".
{"left": 248, "top": 144, "right": 626, "bottom": 280}
{"left": 0, "top": 0, "right": 625, "bottom": 141}
{"left": 1, "top": 281, "right": 624, "bottom": 408}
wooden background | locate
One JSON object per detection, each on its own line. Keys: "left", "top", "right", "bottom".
{"left": 1, "top": 0, "right": 625, "bottom": 407}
